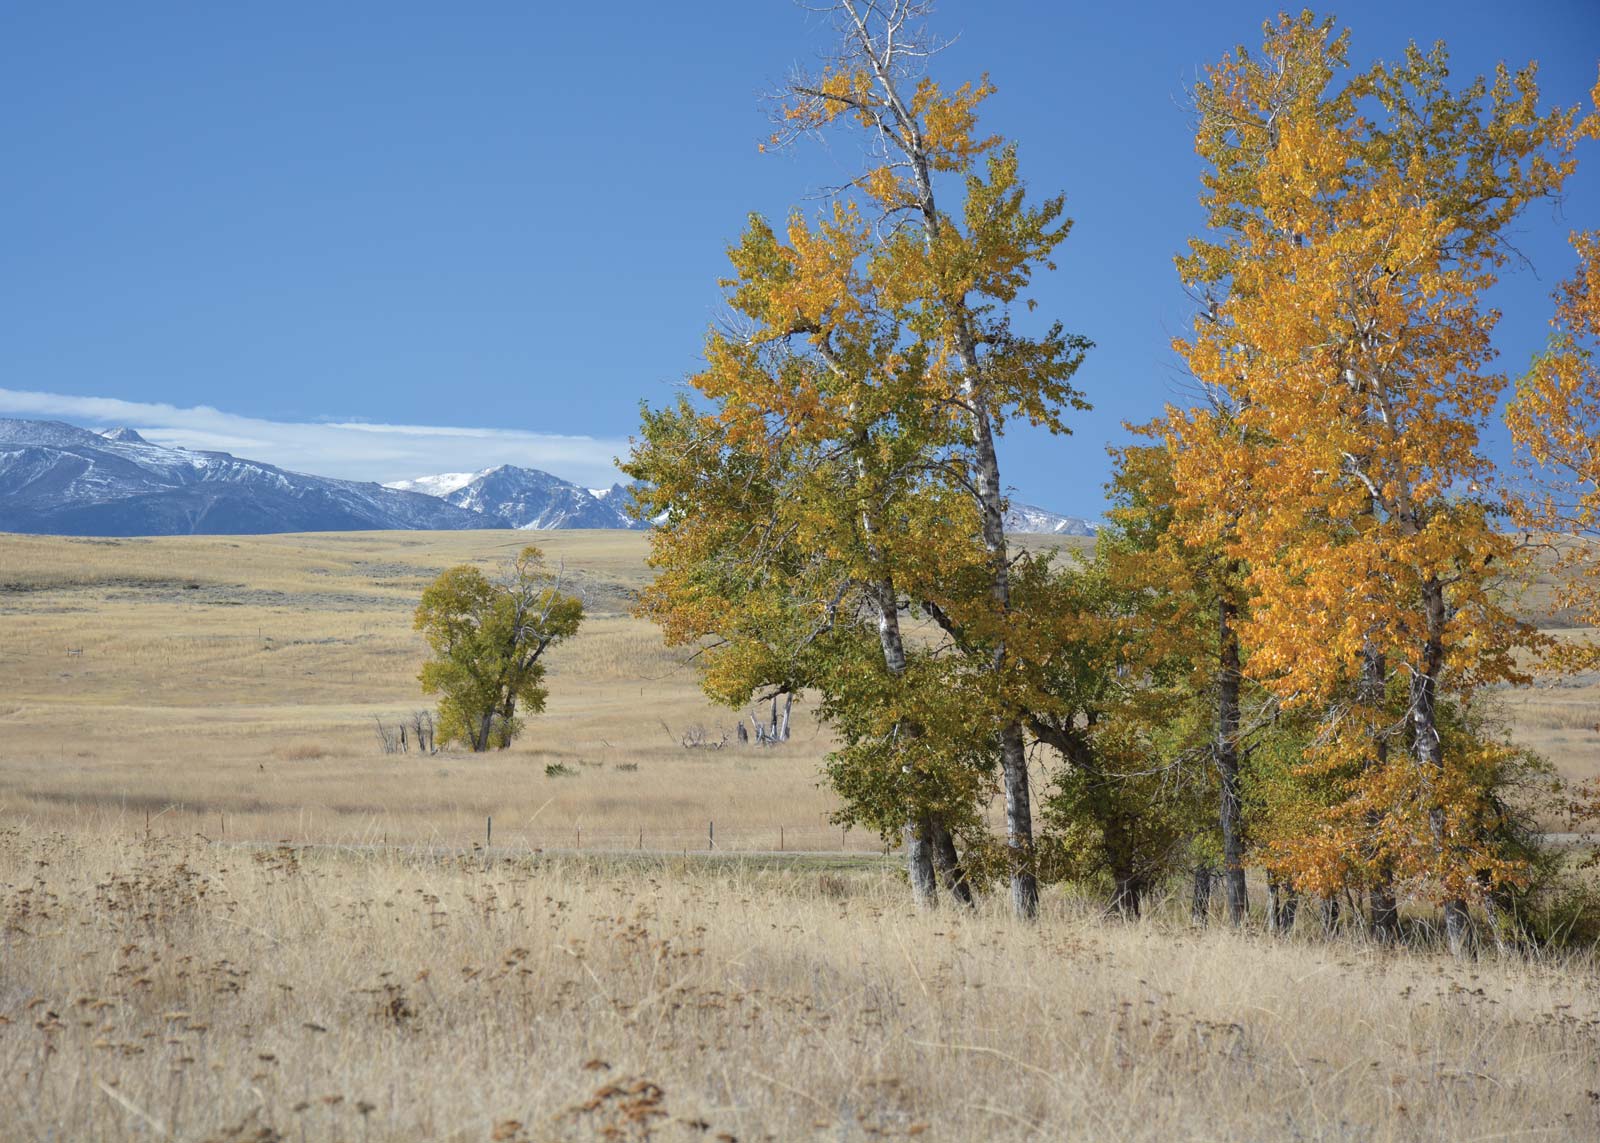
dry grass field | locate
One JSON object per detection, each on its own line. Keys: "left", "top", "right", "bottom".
{"left": 0, "top": 530, "right": 868, "bottom": 855}
{"left": 3, "top": 529, "right": 1600, "bottom": 1141}
{"left": 5, "top": 830, "right": 1600, "bottom": 1142}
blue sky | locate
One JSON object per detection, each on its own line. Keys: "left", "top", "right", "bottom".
{"left": 3, "top": 2, "right": 1597, "bottom": 511}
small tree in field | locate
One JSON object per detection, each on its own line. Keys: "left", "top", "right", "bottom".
{"left": 414, "top": 546, "right": 583, "bottom": 752}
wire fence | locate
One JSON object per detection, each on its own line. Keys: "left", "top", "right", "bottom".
{"left": 503, "top": 822, "right": 893, "bottom": 855}
{"left": 115, "top": 806, "right": 901, "bottom": 858}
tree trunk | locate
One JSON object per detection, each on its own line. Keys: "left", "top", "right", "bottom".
{"left": 1413, "top": 577, "right": 1472, "bottom": 957}
{"left": 476, "top": 712, "right": 493, "bottom": 753}
{"left": 779, "top": 692, "right": 792, "bottom": 742}
{"left": 893, "top": 66, "right": 1036, "bottom": 920}
{"left": 1111, "top": 866, "right": 1143, "bottom": 920}
{"left": 1217, "top": 595, "right": 1247, "bottom": 926}
{"left": 1191, "top": 866, "right": 1215, "bottom": 925}
{"left": 1320, "top": 894, "right": 1341, "bottom": 937}
{"left": 495, "top": 690, "right": 518, "bottom": 750}
{"left": 1266, "top": 877, "right": 1298, "bottom": 937}
{"left": 1443, "top": 899, "right": 1475, "bottom": 959}
{"left": 1370, "top": 883, "right": 1399, "bottom": 942}
{"left": 1360, "top": 642, "right": 1401, "bottom": 942}
{"left": 929, "top": 817, "right": 974, "bottom": 907}
{"left": 867, "top": 572, "right": 938, "bottom": 908}
{"left": 1000, "top": 722, "right": 1039, "bottom": 919}
{"left": 905, "top": 816, "right": 938, "bottom": 909}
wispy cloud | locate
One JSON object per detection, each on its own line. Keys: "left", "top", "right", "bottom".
{"left": 0, "top": 388, "right": 630, "bottom": 487}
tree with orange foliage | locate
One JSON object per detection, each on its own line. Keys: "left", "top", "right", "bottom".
{"left": 1507, "top": 228, "right": 1600, "bottom": 867}
{"left": 1167, "top": 12, "right": 1594, "bottom": 954}
{"left": 1508, "top": 229, "right": 1600, "bottom": 651}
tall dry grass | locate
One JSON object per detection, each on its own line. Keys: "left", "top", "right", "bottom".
{"left": 4, "top": 827, "right": 1600, "bottom": 1141}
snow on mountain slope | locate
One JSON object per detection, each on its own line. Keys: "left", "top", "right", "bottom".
{"left": 385, "top": 470, "right": 487, "bottom": 499}
{"left": 386, "top": 465, "right": 644, "bottom": 530}
{"left": 391, "top": 464, "right": 1093, "bottom": 535}
{"left": 1003, "top": 502, "right": 1101, "bottom": 536}
{"left": 0, "top": 418, "right": 508, "bottom": 536}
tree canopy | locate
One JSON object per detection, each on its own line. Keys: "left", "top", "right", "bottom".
{"left": 414, "top": 546, "right": 583, "bottom": 752}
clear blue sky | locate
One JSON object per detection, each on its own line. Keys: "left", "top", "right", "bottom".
{"left": 3, "top": 2, "right": 1597, "bottom": 510}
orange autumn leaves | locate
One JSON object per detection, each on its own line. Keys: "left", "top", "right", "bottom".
{"left": 1508, "top": 230, "right": 1600, "bottom": 654}
{"left": 1162, "top": 12, "right": 1598, "bottom": 903}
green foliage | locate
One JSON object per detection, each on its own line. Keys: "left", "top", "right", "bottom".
{"left": 414, "top": 547, "right": 583, "bottom": 753}
{"left": 819, "top": 640, "right": 1001, "bottom": 843}
{"left": 1026, "top": 521, "right": 1213, "bottom": 914}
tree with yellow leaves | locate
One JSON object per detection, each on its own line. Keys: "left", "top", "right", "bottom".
{"left": 1508, "top": 229, "right": 1600, "bottom": 654}
{"left": 1168, "top": 12, "right": 1594, "bottom": 954}
{"left": 773, "top": 0, "right": 1091, "bottom": 919}
{"left": 629, "top": 0, "right": 1089, "bottom": 917}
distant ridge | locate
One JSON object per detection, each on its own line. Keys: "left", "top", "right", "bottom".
{"left": 0, "top": 417, "right": 506, "bottom": 536}
{"left": 388, "top": 465, "right": 1099, "bottom": 535}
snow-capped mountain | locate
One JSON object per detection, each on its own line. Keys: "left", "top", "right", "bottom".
{"left": 0, "top": 417, "right": 1096, "bottom": 538}
{"left": 386, "top": 466, "right": 644, "bottom": 530}
{"left": 383, "top": 470, "right": 484, "bottom": 500}
{"left": 1004, "top": 502, "right": 1100, "bottom": 537}
{"left": 0, "top": 418, "right": 508, "bottom": 536}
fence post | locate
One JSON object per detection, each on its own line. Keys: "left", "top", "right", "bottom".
{"left": 709, "top": 820, "right": 715, "bottom": 850}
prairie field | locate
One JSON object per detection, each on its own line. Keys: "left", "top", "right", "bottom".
{"left": 2, "top": 529, "right": 1600, "bottom": 1142}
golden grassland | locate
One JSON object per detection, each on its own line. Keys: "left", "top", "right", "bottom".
{"left": 0, "top": 531, "right": 866, "bottom": 854}
{"left": 0, "top": 528, "right": 1591, "bottom": 853}
{"left": 5, "top": 830, "right": 1600, "bottom": 1142}
{"left": 2, "top": 529, "right": 1600, "bottom": 1141}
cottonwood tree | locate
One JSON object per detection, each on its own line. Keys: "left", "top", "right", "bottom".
{"left": 1168, "top": 12, "right": 1594, "bottom": 954}
{"left": 1507, "top": 227, "right": 1600, "bottom": 854}
{"left": 632, "top": 2, "right": 1088, "bottom": 917}
{"left": 414, "top": 546, "right": 583, "bottom": 752}
{"left": 1113, "top": 436, "right": 1263, "bottom": 924}
{"left": 1508, "top": 228, "right": 1600, "bottom": 656}
{"left": 628, "top": 323, "right": 993, "bottom": 907}
{"left": 767, "top": 0, "right": 1091, "bottom": 917}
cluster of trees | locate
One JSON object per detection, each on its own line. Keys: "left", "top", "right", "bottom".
{"left": 627, "top": 2, "right": 1600, "bottom": 953}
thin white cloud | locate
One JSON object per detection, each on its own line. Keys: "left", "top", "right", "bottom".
{"left": 0, "top": 388, "right": 630, "bottom": 487}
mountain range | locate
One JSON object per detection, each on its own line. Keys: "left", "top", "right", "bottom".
{"left": 0, "top": 417, "right": 1099, "bottom": 537}
{"left": 0, "top": 418, "right": 504, "bottom": 535}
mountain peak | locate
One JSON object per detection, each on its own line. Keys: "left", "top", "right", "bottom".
{"left": 389, "top": 465, "right": 644, "bottom": 530}
{"left": 1004, "top": 502, "right": 1100, "bottom": 536}
{"left": 100, "top": 426, "right": 150, "bottom": 445}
